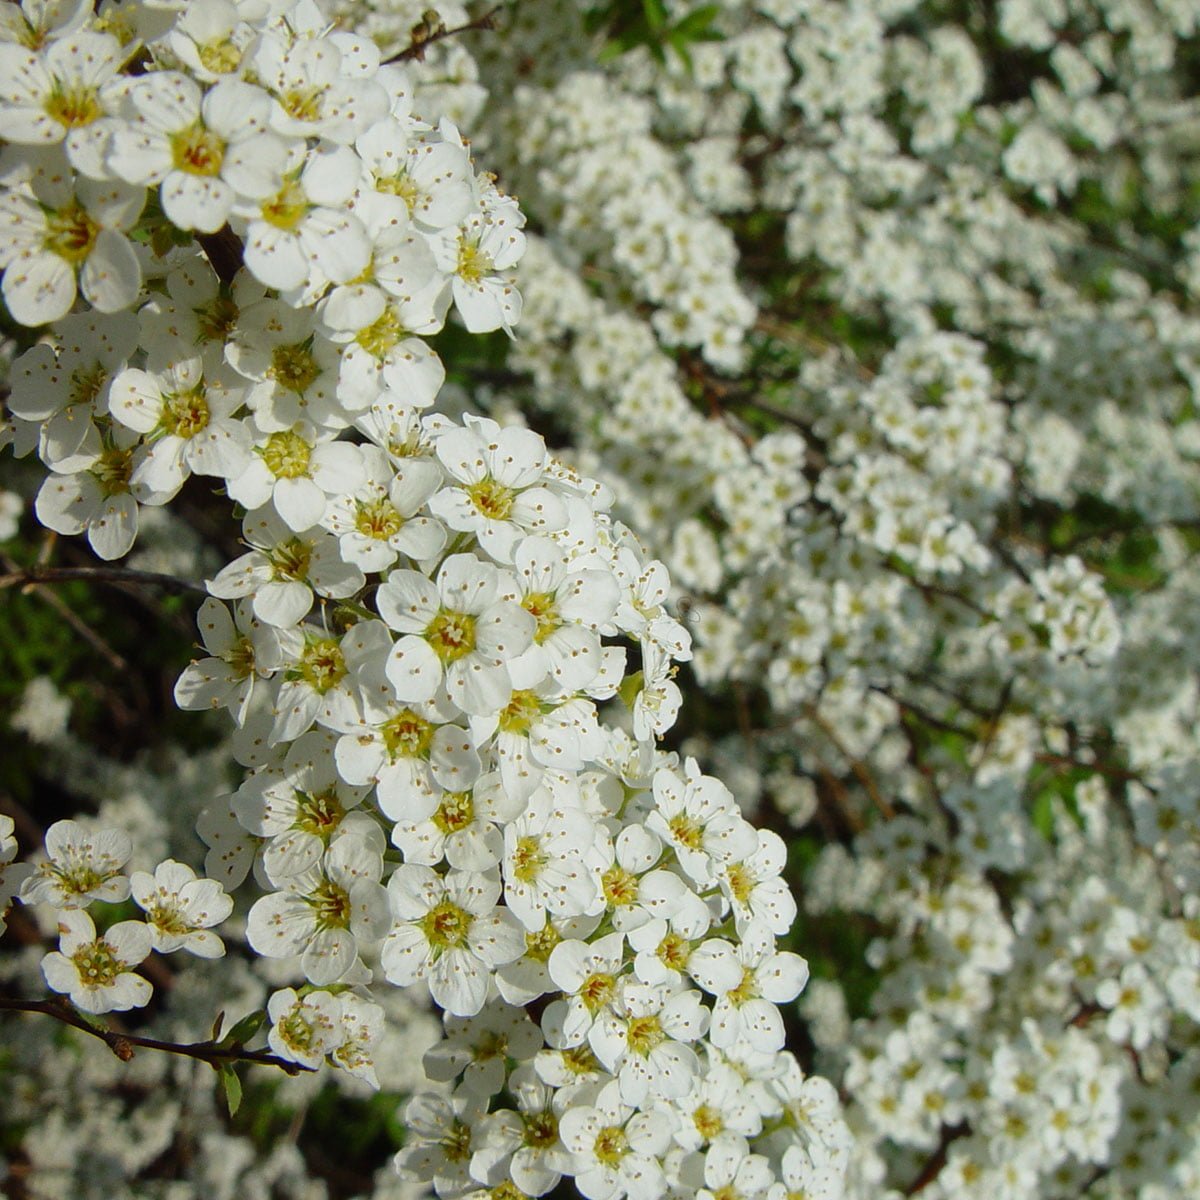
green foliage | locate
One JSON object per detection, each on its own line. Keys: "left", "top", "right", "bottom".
{"left": 585, "top": 0, "right": 724, "bottom": 69}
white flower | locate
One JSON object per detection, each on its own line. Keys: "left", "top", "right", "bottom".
{"left": 646, "top": 762, "right": 756, "bottom": 887}
{"left": 697, "top": 1134, "right": 775, "bottom": 1200}
{"left": 718, "top": 829, "right": 796, "bottom": 936}
{"left": 41, "top": 909, "right": 151, "bottom": 1014}
{"left": 19, "top": 818, "right": 130, "bottom": 909}
{"left": 558, "top": 1079, "right": 676, "bottom": 1200}
{"left": 331, "top": 992, "right": 385, "bottom": 1087}
{"left": 207, "top": 506, "right": 365, "bottom": 629}
{"left": 332, "top": 687, "right": 481, "bottom": 821}
{"left": 237, "top": 142, "right": 370, "bottom": 293}
{"left": 33, "top": 431, "right": 152, "bottom": 560}
{"left": 266, "top": 986, "right": 341, "bottom": 1070}
{"left": 590, "top": 981, "right": 709, "bottom": 1106}
{"left": 227, "top": 423, "right": 365, "bottom": 532}
{"left": 247, "top": 831, "right": 390, "bottom": 985}
{"left": 129, "top": 858, "right": 233, "bottom": 958}
{"left": 433, "top": 205, "right": 526, "bottom": 334}
{"left": 395, "top": 1088, "right": 489, "bottom": 1197}
{"left": 0, "top": 31, "right": 125, "bottom": 176}
{"left": 429, "top": 417, "right": 568, "bottom": 563}
{"left": 231, "top": 729, "right": 370, "bottom": 880}
{"left": 320, "top": 444, "right": 445, "bottom": 572}
{"left": 0, "top": 815, "right": 32, "bottom": 932}
{"left": 502, "top": 534, "right": 621, "bottom": 691}
{"left": 174, "top": 596, "right": 301, "bottom": 725}
{"left": 390, "top": 770, "right": 524, "bottom": 872}
{"left": 107, "top": 73, "right": 287, "bottom": 233}
{"left": 249, "top": 32, "right": 388, "bottom": 145}
{"left": 109, "top": 351, "right": 252, "bottom": 499}
{"left": 470, "top": 1065, "right": 574, "bottom": 1195}
{"left": 0, "top": 149, "right": 143, "bottom": 324}
{"left": 7, "top": 308, "right": 137, "bottom": 471}
{"left": 353, "top": 117, "right": 473, "bottom": 231}
{"left": 377, "top": 552, "right": 536, "bottom": 717}
{"left": 692, "top": 923, "right": 808, "bottom": 1053}
{"left": 381, "top": 865, "right": 524, "bottom": 1016}
{"left": 225, "top": 299, "right": 344, "bottom": 431}
{"left": 424, "top": 1001, "right": 544, "bottom": 1098}
{"left": 502, "top": 787, "right": 599, "bottom": 931}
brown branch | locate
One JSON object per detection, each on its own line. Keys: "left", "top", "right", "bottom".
{"left": 903, "top": 1122, "right": 970, "bottom": 1195}
{"left": 384, "top": 5, "right": 503, "bottom": 64}
{"left": 804, "top": 703, "right": 897, "bottom": 821}
{"left": 2, "top": 554, "right": 129, "bottom": 672}
{"left": 0, "top": 564, "right": 207, "bottom": 597}
{"left": 0, "top": 997, "right": 312, "bottom": 1076}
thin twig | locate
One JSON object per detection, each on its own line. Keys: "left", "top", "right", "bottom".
{"left": 804, "top": 703, "right": 897, "bottom": 821}
{"left": 384, "top": 5, "right": 503, "bottom": 63}
{"left": 0, "top": 997, "right": 312, "bottom": 1075}
{"left": 1, "top": 555, "right": 129, "bottom": 672}
{"left": 0, "top": 564, "right": 207, "bottom": 597}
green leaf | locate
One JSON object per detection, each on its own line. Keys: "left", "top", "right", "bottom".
{"left": 220, "top": 1009, "right": 266, "bottom": 1049}
{"left": 642, "top": 0, "right": 669, "bottom": 30}
{"left": 617, "top": 670, "right": 644, "bottom": 712}
{"left": 670, "top": 3, "right": 721, "bottom": 39}
{"left": 218, "top": 1064, "right": 242, "bottom": 1117}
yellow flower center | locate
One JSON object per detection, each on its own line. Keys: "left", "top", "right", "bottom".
{"left": 692, "top": 1104, "right": 724, "bottom": 1141}
{"left": 432, "top": 791, "right": 475, "bottom": 835}
{"left": 162, "top": 386, "right": 210, "bottom": 439}
{"left": 727, "top": 966, "right": 757, "bottom": 1008}
{"left": 668, "top": 813, "right": 704, "bottom": 852}
{"left": 310, "top": 878, "right": 352, "bottom": 930}
{"left": 71, "top": 938, "right": 122, "bottom": 986}
{"left": 421, "top": 899, "right": 472, "bottom": 950}
{"left": 426, "top": 609, "right": 476, "bottom": 663}
{"left": 197, "top": 39, "right": 243, "bottom": 74}
{"left": 43, "top": 202, "right": 99, "bottom": 264}
{"left": 170, "top": 122, "right": 226, "bottom": 176}
{"left": 580, "top": 970, "right": 616, "bottom": 1012}
{"left": 657, "top": 930, "right": 691, "bottom": 972}
{"left": 466, "top": 477, "right": 515, "bottom": 520}
{"left": 270, "top": 341, "right": 321, "bottom": 393}
{"left": 196, "top": 294, "right": 239, "bottom": 342}
{"left": 724, "top": 861, "right": 755, "bottom": 906}
{"left": 281, "top": 85, "right": 325, "bottom": 123}
{"left": 522, "top": 1110, "right": 559, "bottom": 1149}
{"left": 524, "top": 922, "right": 561, "bottom": 962}
{"left": 354, "top": 497, "right": 404, "bottom": 540}
{"left": 456, "top": 236, "right": 494, "bottom": 284}
{"left": 261, "top": 430, "right": 312, "bottom": 479}
{"left": 93, "top": 447, "right": 133, "bottom": 497}
{"left": 626, "top": 1014, "right": 665, "bottom": 1056}
{"left": 593, "top": 1125, "right": 629, "bottom": 1167}
{"left": 523, "top": 592, "right": 560, "bottom": 644}
{"left": 45, "top": 81, "right": 101, "bottom": 129}
{"left": 355, "top": 308, "right": 406, "bottom": 358}
{"left": 270, "top": 537, "right": 313, "bottom": 581}
{"left": 498, "top": 689, "right": 543, "bottom": 736}
{"left": 298, "top": 638, "right": 346, "bottom": 694}
{"left": 295, "top": 786, "right": 345, "bottom": 835}
{"left": 68, "top": 363, "right": 107, "bottom": 407}
{"left": 146, "top": 900, "right": 191, "bottom": 936}
{"left": 601, "top": 865, "right": 638, "bottom": 908}
{"left": 261, "top": 179, "right": 309, "bottom": 231}
{"left": 510, "top": 835, "right": 547, "bottom": 883}
{"left": 380, "top": 708, "right": 434, "bottom": 760}
{"left": 376, "top": 169, "right": 419, "bottom": 206}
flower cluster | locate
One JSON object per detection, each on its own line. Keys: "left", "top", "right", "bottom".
{"left": 0, "top": 1, "right": 845, "bottom": 1198}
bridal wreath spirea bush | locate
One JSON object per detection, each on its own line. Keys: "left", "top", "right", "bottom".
{"left": 2, "top": 0, "right": 1200, "bottom": 1198}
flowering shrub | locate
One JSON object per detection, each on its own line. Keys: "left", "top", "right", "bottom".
{"left": 1, "top": 1, "right": 1199, "bottom": 1199}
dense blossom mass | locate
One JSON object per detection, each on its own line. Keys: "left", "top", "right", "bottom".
{"left": 1, "top": 0, "right": 1199, "bottom": 1199}
{"left": 0, "top": 1, "right": 847, "bottom": 1199}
